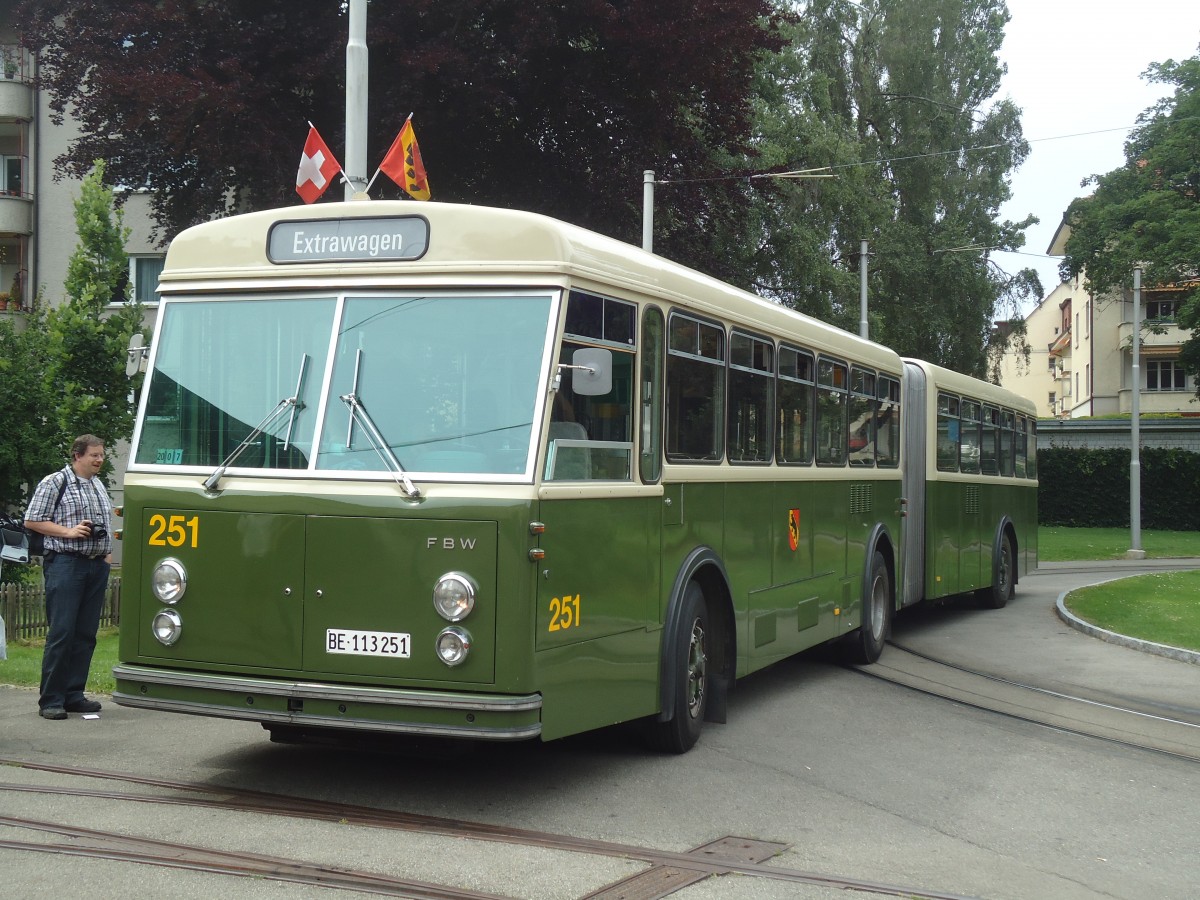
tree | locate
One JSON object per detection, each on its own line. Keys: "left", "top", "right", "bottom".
{"left": 21, "top": 0, "right": 782, "bottom": 275}
{"left": 1061, "top": 49, "right": 1200, "bottom": 395}
{"left": 0, "top": 301, "right": 60, "bottom": 515}
{"left": 47, "top": 160, "right": 146, "bottom": 452}
{"left": 743, "top": 0, "right": 1040, "bottom": 376}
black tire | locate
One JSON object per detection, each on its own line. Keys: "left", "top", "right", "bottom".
{"left": 644, "top": 582, "right": 709, "bottom": 754}
{"left": 843, "top": 551, "right": 890, "bottom": 665}
{"left": 979, "top": 532, "right": 1015, "bottom": 609}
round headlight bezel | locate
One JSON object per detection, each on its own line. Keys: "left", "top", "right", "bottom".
{"left": 435, "top": 626, "right": 472, "bottom": 666}
{"left": 152, "top": 557, "right": 188, "bottom": 604}
{"left": 152, "top": 608, "right": 183, "bottom": 646}
{"left": 432, "top": 572, "right": 476, "bottom": 622}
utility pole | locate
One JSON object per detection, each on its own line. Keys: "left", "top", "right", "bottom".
{"left": 1127, "top": 267, "right": 1145, "bottom": 559}
{"left": 859, "top": 240, "right": 869, "bottom": 339}
{"left": 642, "top": 171, "right": 655, "bottom": 253}
{"left": 344, "top": 0, "right": 368, "bottom": 199}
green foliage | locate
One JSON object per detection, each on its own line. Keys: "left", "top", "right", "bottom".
{"left": 46, "top": 160, "right": 145, "bottom": 453}
{"left": 1061, "top": 49, "right": 1200, "bottom": 395}
{"left": 21, "top": 0, "right": 783, "bottom": 276}
{"left": 0, "top": 300, "right": 61, "bottom": 515}
{"left": 742, "top": 0, "right": 1041, "bottom": 374}
{"left": 0, "top": 160, "right": 144, "bottom": 562}
{"left": 1038, "top": 447, "right": 1200, "bottom": 530}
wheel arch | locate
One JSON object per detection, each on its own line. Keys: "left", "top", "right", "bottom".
{"left": 657, "top": 546, "right": 735, "bottom": 725}
{"left": 863, "top": 522, "right": 897, "bottom": 612}
{"left": 992, "top": 516, "right": 1018, "bottom": 586}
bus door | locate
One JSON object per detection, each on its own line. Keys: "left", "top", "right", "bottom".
{"left": 533, "top": 297, "right": 661, "bottom": 735}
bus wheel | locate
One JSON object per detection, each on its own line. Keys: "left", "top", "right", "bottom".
{"left": 844, "top": 551, "right": 890, "bottom": 665}
{"left": 979, "top": 533, "right": 1015, "bottom": 609}
{"left": 645, "top": 583, "right": 709, "bottom": 754}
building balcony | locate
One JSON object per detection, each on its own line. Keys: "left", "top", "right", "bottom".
{"left": 1118, "top": 320, "right": 1187, "bottom": 353}
{"left": 0, "top": 192, "right": 32, "bottom": 234}
{"left": 0, "top": 76, "right": 32, "bottom": 122}
{"left": 1118, "top": 388, "right": 1199, "bottom": 415}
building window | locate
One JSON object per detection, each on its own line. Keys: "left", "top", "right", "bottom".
{"left": 1145, "top": 298, "right": 1182, "bottom": 321}
{"left": 1048, "top": 392, "right": 1056, "bottom": 413}
{"left": 130, "top": 255, "right": 166, "bottom": 305}
{"left": 1146, "top": 359, "right": 1187, "bottom": 392}
{"left": 0, "top": 155, "right": 23, "bottom": 196}
{"left": 1047, "top": 355, "right": 1057, "bottom": 373}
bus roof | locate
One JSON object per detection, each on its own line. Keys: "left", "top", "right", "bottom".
{"left": 903, "top": 357, "right": 1037, "bottom": 416}
{"left": 163, "top": 200, "right": 902, "bottom": 372}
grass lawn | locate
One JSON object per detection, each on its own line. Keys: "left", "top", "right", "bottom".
{"left": 1064, "top": 571, "right": 1200, "bottom": 653}
{"left": 1038, "top": 526, "right": 1200, "bottom": 562}
{"left": 0, "top": 627, "right": 119, "bottom": 696}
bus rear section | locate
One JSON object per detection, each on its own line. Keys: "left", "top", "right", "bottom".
{"left": 899, "top": 359, "right": 1038, "bottom": 610}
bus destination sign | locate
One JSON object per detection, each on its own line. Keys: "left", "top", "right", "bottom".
{"left": 267, "top": 216, "right": 430, "bottom": 264}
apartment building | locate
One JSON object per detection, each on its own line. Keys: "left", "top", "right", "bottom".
{"left": 998, "top": 219, "right": 1197, "bottom": 418}
{"left": 1, "top": 5, "right": 163, "bottom": 322}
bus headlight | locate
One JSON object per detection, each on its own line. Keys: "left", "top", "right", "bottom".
{"left": 435, "top": 627, "right": 472, "bottom": 666}
{"left": 152, "top": 609, "right": 183, "bottom": 646}
{"left": 152, "top": 558, "right": 187, "bottom": 604}
{"left": 432, "top": 572, "right": 476, "bottom": 622}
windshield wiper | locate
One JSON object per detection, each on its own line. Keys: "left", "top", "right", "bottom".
{"left": 202, "top": 354, "right": 309, "bottom": 492}
{"left": 340, "top": 349, "right": 421, "bottom": 499}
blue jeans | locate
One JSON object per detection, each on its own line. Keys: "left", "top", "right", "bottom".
{"left": 40, "top": 553, "right": 110, "bottom": 710}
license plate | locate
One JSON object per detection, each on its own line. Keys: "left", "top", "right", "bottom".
{"left": 325, "top": 629, "right": 411, "bottom": 658}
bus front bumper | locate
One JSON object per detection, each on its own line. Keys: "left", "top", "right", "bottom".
{"left": 112, "top": 664, "right": 543, "bottom": 741}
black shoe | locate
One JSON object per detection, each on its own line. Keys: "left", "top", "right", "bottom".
{"left": 65, "top": 698, "right": 102, "bottom": 713}
{"left": 39, "top": 707, "right": 68, "bottom": 720}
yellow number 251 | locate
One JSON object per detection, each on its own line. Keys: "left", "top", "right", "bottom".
{"left": 148, "top": 514, "right": 200, "bottom": 548}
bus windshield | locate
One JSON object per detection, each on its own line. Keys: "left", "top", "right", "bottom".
{"left": 134, "top": 292, "right": 555, "bottom": 478}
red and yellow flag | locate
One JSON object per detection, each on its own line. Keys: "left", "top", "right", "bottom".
{"left": 380, "top": 117, "right": 431, "bottom": 201}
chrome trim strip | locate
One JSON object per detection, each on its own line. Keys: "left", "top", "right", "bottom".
{"left": 112, "top": 692, "right": 541, "bottom": 741}
{"left": 112, "top": 664, "right": 542, "bottom": 712}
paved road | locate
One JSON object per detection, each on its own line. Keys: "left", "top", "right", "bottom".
{"left": 2, "top": 560, "right": 1198, "bottom": 899}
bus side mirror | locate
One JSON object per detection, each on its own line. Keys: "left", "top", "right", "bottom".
{"left": 126, "top": 333, "right": 150, "bottom": 378}
{"left": 571, "top": 348, "right": 612, "bottom": 396}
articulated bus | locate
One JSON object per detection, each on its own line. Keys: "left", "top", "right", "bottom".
{"left": 113, "top": 201, "right": 1037, "bottom": 752}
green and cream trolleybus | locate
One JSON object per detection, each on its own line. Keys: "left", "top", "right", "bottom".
{"left": 113, "top": 201, "right": 1037, "bottom": 752}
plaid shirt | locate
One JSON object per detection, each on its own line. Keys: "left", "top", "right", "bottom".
{"left": 26, "top": 466, "right": 114, "bottom": 558}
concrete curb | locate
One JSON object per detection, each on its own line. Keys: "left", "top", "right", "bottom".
{"left": 1055, "top": 579, "right": 1200, "bottom": 667}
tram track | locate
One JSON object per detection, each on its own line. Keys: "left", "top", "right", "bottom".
{"left": 859, "top": 642, "right": 1200, "bottom": 763}
{"left": 0, "top": 757, "right": 978, "bottom": 900}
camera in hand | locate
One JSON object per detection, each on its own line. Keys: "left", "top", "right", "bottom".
{"left": 88, "top": 521, "right": 108, "bottom": 540}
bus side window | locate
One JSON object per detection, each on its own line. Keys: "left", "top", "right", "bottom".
{"left": 777, "top": 345, "right": 814, "bottom": 465}
{"left": 936, "top": 393, "right": 959, "bottom": 471}
{"left": 848, "top": 366, "right": 876, "bottom": 466}
{"left": 640, "top": 306, "right": 665, "bottom": 483}
{"left": 666, "top": 313, "right": 725, "bottom": 462}
{"left": 815, "top": 358, "right": 847, "bottom": 466}
{"left": 876, "top": 376, "right": 900, "bottom": 468}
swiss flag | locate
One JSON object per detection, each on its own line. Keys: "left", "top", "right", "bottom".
{"left": 295, "top": 125, "right": 342, "bottom": 204}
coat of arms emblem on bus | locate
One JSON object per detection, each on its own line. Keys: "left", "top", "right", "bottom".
{"left": 787, "top": 508, "right": 801, "bottom": 552}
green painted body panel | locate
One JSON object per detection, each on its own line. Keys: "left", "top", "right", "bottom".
{"left": 925, "top": 480, "right": 1038, "bottom": 599}
{"left": 659, "top": 477, "right": 902, "bottom": 676}
{"left": 122, "top": 485, "right": 535, "bottom": 692}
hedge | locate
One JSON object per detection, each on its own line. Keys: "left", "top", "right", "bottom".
{"left": 1038, "top": 448, "right": 1200, "bottom": 530}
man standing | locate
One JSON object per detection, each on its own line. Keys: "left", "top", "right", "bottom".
{"left": 25, "top": 435, "right": 114, "bottom": 720}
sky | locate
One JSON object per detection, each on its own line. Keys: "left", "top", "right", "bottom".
{"left": 992, "top": 0, "right": 1200, "bottom": 312}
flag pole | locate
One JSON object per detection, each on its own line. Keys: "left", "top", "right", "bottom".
{"left": 344, "top": 0, "right": 369, "bottom": 199}
{"left": 365, "top": 112, "right": 414, "bottom": 193}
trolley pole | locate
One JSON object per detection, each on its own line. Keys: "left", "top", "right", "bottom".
{"left": 642, "top": 170, "right": 655, "bottom": 253}
{"left": 1127, "top": 267, "right": 1144, "bottom": 558}
{"left": 859, "top": 240, "right": 869, "bottom": 339}
{"left": 344, "top": 0, "right": 369, "bottom": 199}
